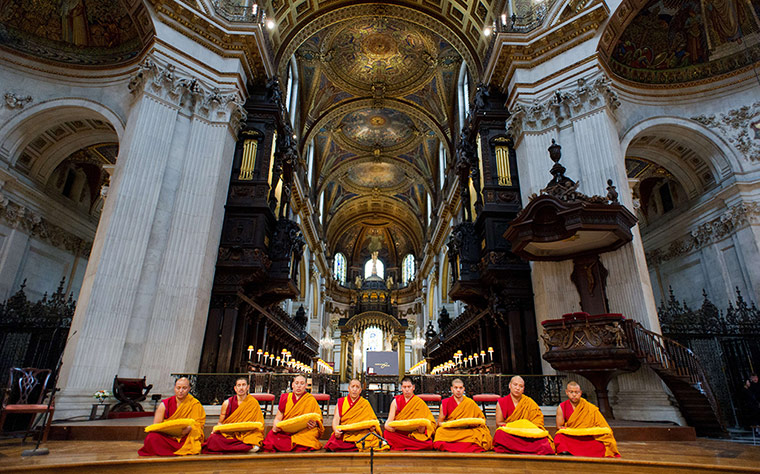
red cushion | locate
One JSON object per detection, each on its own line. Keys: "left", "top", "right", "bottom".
{"left": 473, "top": 394, "right": 500, "bottom": 402}
{"left": 251, "top": 393, "right": 275, "bottom": 402}
{"left": 312, "top": 393, "right": 330, "bottom": 401}
{"left": 3, "top": 404, "right": 50, "bottom": 412}
{"left": 417, "top": 394, "right": 441, "bottom": 402}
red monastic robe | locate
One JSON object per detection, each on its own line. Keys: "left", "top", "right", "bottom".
{"left": 202, "top": 395, "right": 264, "bottom": 454}
{"left": 554, "top": 398, "right": 620, "bottom": 458}
{"left": 262, "top": 392, "right": 324, "bottom": 452}
{"left": 138, "top": 395, "right": 206, "bottom": 456}
{"left": 383, "top": 394, "right": 436, "bottom": 451}
{"left": 493, "top": 395, "right": 554, "bottom": 455}
{"left": 433, "top": 396, "right": 493, "bottom": 453}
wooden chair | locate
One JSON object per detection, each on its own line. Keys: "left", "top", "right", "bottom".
{"left": 473, "top": 393, "right": 500, "bottom": 417}
{"left": 0, "top": 368, "right": 54, "bottom": 443}
{"left": 112, "top": 375, "right": 153, "bottom": 412}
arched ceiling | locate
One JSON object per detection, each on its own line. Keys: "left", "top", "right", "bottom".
{"left": 602, "top": 0, "right": 760, "bottom": 85}
{"left": 282, "top": 4, "right": 483, "bottom": 263}
{"left": 0, "top": 0, "right": 153, "bottom": 66}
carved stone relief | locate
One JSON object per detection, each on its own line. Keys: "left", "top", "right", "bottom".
{"left": 692, "top": 102, "right": 760, "bottom": 161}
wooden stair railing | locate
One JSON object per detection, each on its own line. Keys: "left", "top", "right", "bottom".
{"left": 623, "top": 320, "right": 727, "bottom": 437}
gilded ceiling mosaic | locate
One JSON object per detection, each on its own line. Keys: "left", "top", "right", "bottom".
{"left": 0, "top": 0, "right": 151, "bottom": 65}
{"left": 292, "top": 11, "right": 464, "bottom": 261}
{"left": 337, "top": 108, "right": 417, "bottom": 150}
{"left": 609, "top": 0, "right": 760, "bottom": 84}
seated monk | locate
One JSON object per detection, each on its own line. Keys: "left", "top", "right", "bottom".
{"left": 493, "top": 376, "right": 554, "bottom": 455}
{"left": 324, "top": 378, "right": 383, "bottom": 452}
{"left": 202, "top": 377, "right": 264, "bottom": 454}
{"left": 554, "top": 381, "right": 620, "bottom": 458}
{"left": 434, "top": 378, "right": 492, "bottom": 453}
{"left": 138, "top": 377, "right": 206, "bottom": 456}
{"left": 262, "top": 375, "right": 324, "bottom": 452}
{"left": 383, "top": 377, "right": 435, "bottom": 451}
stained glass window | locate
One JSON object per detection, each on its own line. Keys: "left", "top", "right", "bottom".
{"left": 333, "top": 253, "right": 346, "bottom": 285}
{"left": 402, "top": 254, "right": 415, "bottom": 285}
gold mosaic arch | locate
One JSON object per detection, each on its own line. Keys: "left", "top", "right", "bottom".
{"left": 321, "top": 154, "right": 431, "bottom": 197}
{"left": 301, "top": 97, "right": 452, "bottom": 157}
{"left": 342, "top": 311, "right": 406, "bottom": 334}
{"left": 330, "top": 116, "right": 424, "bottom": 156}
{"left": 326, "top": 197, "right": 424, "bottom": 255}
{"left": 274, "top": 2, "right": 483, "bottom": 85}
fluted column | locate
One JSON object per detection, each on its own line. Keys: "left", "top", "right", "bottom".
{"left": 339, "top": 334, "right": 348, "bottom": 382}
{"left": 507, "top": 70, "right": 680, "bottom": 422}
{"left": 57, "top": 53, "right": 245, "bottom": 418}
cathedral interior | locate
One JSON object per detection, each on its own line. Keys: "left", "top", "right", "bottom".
{"left": 1, "top": 0, "right": 760, "bottom": 435}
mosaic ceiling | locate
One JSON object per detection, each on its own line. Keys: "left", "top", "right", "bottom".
{"left": 0, "top": 0, "right": 153, "bottom": 65}
{"left": 607, "top": 0, "right": 760, "bottom": 84}
{"left": 291, "top": 12, "right": 466, "bottom": 261}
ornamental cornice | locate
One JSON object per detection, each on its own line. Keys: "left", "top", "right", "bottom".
{"left": 0, "top": 194, "right": 92, "bottom": 257}
{"left": 506, "top": 74, "right": 620, "bottom": 139}
{"left": 488, "top": 0, "right": 609, "bottom": 91}
{"left": 128, "top": 55, "right": 246, "bottom": 132}
{"left": 645, "top": 201, "right": 760, "bottom": 266}
{"left": 148, "top": 0, "right": 269, "bottom": 84}
{"left": 692, "top": 102, "right": 760, "bottom": 162}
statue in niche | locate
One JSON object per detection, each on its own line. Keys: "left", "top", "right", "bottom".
{"left": 386, "top": 275, "right": 394, "bottom": 289}
{"left": 384, "top": 332, "right": 394, "bottom": 351}
{"left": 355, "top": 275, "right": 363, "bottom": 289}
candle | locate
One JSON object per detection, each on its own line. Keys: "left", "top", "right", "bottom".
{"left": 247, "top": 345, "right": 254, "bottom": 360}
{"left": 488, "top": 347, "right": 494, "bottom": 361}
{"left": 257, "top": 349, "right": 263, "bottom": 362}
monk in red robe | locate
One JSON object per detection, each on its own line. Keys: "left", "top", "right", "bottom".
{"left": 493, "top": 376, "right": 554, "bottom": 455}
{"left": 324, "top": 378, "right": 383, "bottom": 451}
{"left": 202, "top": 377, "right": 265, "bottom": 454}
{"left": 138, "top": 377, "right": 206, "bottom": 456}
{"left": 262, "top": 374, "right": 324, "bottom": 452}
{"left": 434, "top": 378, "right": 492, "bottom": 452}
{"left": 383, "top": 376, "right": 435, "bottom": 450}
{"left": 555, "top": 381, "right": 620, "bottom": 457}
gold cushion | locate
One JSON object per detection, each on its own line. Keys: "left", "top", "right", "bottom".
{"left": 387, "top": 418, "right": 434, "bottom": 432}
{"left": 144, "top": 418, "right": 196, "bottom": 437}
{"left": 498, "top": 419, "right": 549, "bottom": 438}
{"left": 212, "top": 421, "right": 264, "bottom": 434}
{"left": 557, "top": 426, "right": 611, "bottom": 436}
{"left": 337, "top": 419, "right": 381, "bottom": 432}
{"left": 276, "top": 412, "right": 322, "bottom": 433}
{"left": 439, "top": 417, "right": 486, "bottom": 429}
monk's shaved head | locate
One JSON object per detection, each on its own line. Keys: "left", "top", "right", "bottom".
{"left": 175, "top": 377, "right": 191, "bottom": 387}
{"left": 293, "top": 374, "right": 307, "bottom": 383}
{"left": 509, "top": 375, "right": 524, "bottom": 385}
{"left": 451, "top": 378, "right": 464, "bottom": 387}
{"left": 567, "top": 381, "right": 581, "bottom": 390}
{"left": 349, "top": 378, "right": 361, "bottom": 386}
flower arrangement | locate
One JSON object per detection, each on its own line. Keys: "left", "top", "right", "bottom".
{"left": 93, "top": 390, "right": 112, "bottom": 403}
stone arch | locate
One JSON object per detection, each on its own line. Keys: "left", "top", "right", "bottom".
{"left": 0, "top": 98, "right": 125, "bottom": 168}
{"left": 620, "top": 117, "right": 741, "bottom": 181}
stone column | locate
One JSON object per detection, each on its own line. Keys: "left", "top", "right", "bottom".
{"left": 507, "top": 70, "right": 682, "bottom": 423}
{"left": 0, "top": 224, "right": 30, "bottom": 300}
{"left": 56, "top": 53, "right": 245, "bottom": 418}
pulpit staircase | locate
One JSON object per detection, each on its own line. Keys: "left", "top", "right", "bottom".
{"left": 623, "top": 320, "right": 727, "bottom": 438}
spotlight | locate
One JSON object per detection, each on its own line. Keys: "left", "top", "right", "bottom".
{"left": 266, "top": 20, "right": 275, "bottom": 30}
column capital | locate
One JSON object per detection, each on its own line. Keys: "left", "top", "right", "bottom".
{"left": 506, "top": 73, "right": 620, "bottom": 140}
{"left": 128, "top": 54, "right": 246, "bottom": 133}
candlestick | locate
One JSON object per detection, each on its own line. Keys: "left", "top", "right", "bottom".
{"left": 488, "top": 347, "right": 493, "bottom": 362}
{"left": 247, "top": 345, "right": 254, "bottom": 360}
{"left": 257, "top": 349, "right": 263, "bottom": 362}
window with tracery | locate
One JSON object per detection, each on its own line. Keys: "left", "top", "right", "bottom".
{"left": 402, "top": 254, "right": 415, "bottom": 285}
{"left": 333, "top": 253, "right": 346, "bottom": 285}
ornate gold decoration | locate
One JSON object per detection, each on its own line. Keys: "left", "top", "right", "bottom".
{"left": 239, "top": 139, "right": 258, "bottom": 180}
